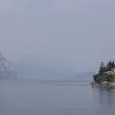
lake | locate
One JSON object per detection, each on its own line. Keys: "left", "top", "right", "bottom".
{"left": 0, "top": 79, "right": 115, "bottom": 115}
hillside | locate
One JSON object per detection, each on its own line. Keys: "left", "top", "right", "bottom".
{"left": 0, "top": 52, "right": 16, "bottom": 79}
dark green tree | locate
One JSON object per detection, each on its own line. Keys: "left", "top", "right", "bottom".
{"left": 99, "top": 62, "right": 106, "bottom": 75}
{"left": 107, "top": 61, "right": 112, "bottom": 71}
{"left": 112, "top": 60, "right": 115, "bottom": 68}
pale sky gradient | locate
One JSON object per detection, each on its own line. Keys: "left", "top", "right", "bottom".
{"left": 0, "top": 0, "right": 115, "bottom": 77}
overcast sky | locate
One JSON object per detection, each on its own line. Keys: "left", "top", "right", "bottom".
{"left": 0, "top": 0, "right": 115, "bottom": 77}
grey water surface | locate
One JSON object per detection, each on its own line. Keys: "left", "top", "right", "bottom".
{"left": 0, "top": 79, "right": 115, "bottom": 115}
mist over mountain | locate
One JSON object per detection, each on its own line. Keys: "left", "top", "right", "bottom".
{"left": 0, "top": 51, "right": 92, "bottom": 81}
{"left": 0, "top": 52, "right": 16, "bottom": 79}
{"left": 17, "top": 57, "right": 91, "bottom": 81}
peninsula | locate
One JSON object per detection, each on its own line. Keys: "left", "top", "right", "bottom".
{"left": 92, "top": 60, "right": 115, "bottom": 88}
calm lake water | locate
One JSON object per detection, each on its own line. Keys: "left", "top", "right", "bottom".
{"left": 0, "top": 79, "right": 115, "bottom": 115}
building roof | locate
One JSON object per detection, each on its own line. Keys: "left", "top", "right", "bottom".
{"left": 105, "top": 71, "right": 115, "bottom": 76}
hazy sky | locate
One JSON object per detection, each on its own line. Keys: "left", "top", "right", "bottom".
{"left": 0, "top": 0, "right": 115, "bottom": 77}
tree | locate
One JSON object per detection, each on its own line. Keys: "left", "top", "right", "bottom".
{"left": 112, "top": 60, "right": 115, "bottom": 68}
{"left": 99, "top": 62, "right": 106, "bottom": 75}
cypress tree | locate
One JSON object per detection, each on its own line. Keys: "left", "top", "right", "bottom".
{"left": 112, "top": 60, "right": 115, "bottom": 68}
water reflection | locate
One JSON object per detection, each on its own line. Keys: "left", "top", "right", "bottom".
{"left": 1, "top": 80, "right": 115, "bottom": 115}
{"left": 92, "top": 87, "right": 115, "bottom": 107}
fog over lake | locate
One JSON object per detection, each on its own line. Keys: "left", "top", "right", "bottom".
{"left": 0, "top": 0, "right": 115, "bottom": 78}
{"left": 0, "top": 0, "right": 115, "bottom": 115}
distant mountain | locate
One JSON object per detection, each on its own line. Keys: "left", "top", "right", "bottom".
{"left": 0, "top": 52, "right": 16, "bottom": 79}
{"left": 17, "top": 56, "right": 92, "bottom": 82}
